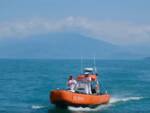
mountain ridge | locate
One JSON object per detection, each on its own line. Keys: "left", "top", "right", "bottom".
{"left": 0, "top": 32, "right": 137, "bottom": 59}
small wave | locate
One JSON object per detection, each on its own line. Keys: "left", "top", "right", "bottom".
{"left": 31, "top": 105, "right": 47, "bottom": 109}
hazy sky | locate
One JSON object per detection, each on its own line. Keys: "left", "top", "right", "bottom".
{"left": 0, "top": 0, "right": 150, "bottom": 46}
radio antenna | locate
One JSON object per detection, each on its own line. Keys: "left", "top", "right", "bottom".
{"left": 80, "top": 56, "right": 83, "bottom": 74}
{"left": 93, "top": 56, "right": 97, "bottom": 73}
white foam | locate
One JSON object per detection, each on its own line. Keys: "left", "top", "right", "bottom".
{"left": 31, "top": 105, "right": 47, "bottom": 109}
{"left": 68, "top": 105, "right": 108, "bottom": 111}
{"left": 110, "top": 96, "right": 143, "bottom": 104}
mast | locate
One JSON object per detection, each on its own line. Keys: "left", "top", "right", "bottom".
{"left": 93, "top": 56, "right": 100, "bottom": 93}
{"left": 93, "top": 56, "right": 97, "bottom": 74}
{"left": 80, "top": 56, "right": 83, "bottom": 74}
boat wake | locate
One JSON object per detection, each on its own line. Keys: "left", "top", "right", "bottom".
{"left": 68, "top": 96, "right": 144, "bottom": 111}
{"left": 110, "top": 96, "right": 143, "bottom": 104}
{"left": 68, "top": 105, "right": 106, "bottom": 112}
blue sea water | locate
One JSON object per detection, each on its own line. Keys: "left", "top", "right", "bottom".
{"left": 0, "top": 59, "right": 150, "bottom": 113}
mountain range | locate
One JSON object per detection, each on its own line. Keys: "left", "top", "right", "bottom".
{"left": 0, "top": 32, "right": 145, "bottom": 59}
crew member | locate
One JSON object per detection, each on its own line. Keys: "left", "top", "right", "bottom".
{"left": 67, "top": 75, "right": 77, "bottom": 92}
{"left": 84, "top": 74, "right": 92, "bottom": 94}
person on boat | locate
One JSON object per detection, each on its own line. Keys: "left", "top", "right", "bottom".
{"left": 91, "top": 82, "right": 97, "bottom": 94}
{"left": 67, "top": 75, "right": 77, "bottom": 92}
{"left": 96, "top": 84, "right": 100, "bottom": 94}
{"left": 91, "top": 82, "right": 100, "bottom": 94}
{"left": 84, "top": 74, "right": 92, "bottom": 94}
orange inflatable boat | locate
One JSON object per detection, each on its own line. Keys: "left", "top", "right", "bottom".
{"left": 50, "top": 67, "right": 110, "bottom": 108}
